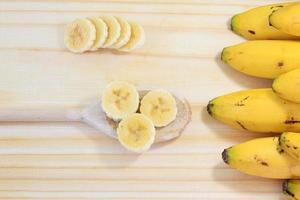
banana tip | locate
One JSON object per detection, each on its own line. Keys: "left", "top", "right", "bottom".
{"left": 283, "top": 180, "right": 295, "bottom": 198}
{"left": 206, "top": 101, "right": 214, "bottom": 116}
{"left": 221, "top": 48, "right": 227, "bottom": 63}
{"left": 230, "top": 15, "right": 237, "bottom": 31}
{"left": 222, "top": 149, "right": 229, "bottom": 164}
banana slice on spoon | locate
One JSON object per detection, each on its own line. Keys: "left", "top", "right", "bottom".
{"left": 0, "top": 92, "right": 190, "bottom": 143}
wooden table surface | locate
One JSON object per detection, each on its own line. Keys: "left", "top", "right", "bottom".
{"left": 0, "top": 0, "right": 292, "bottom": 199}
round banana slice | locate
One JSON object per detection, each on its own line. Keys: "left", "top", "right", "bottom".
{"left": 101, "top": 81, "right": 139, "bottom": 121}
{"left": 64, "top": 18, "right": 96, "bottom": 53}
{"left": 140, "top": 90, "right": 177, "bottom": 127}
{"left": 88, "top": 17, "right": 108, "bottom": 50}
{"left": 120, "top": 21, "right": 145, "bottom": 51}
{"left": 101, "top": 16, "right": 121, "bottom": 48}
{"left": 111, "top": 17, "right": 131, "bottom": 49}
{"left": 117, "top": 113, "right": 156, "bottom": 153}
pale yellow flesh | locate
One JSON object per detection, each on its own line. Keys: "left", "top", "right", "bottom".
{"left": 112, "top": 17, "right": 131, "bottom": 49}
{"left": 140, "top": 90, "right": 177, "bottom": 127}
{"left": 273, "top": 68, "right": 300, "bottom": 103}
{"left": 101, "top": 16, "right": 121, "bottom": 48}
{"left": 101, "top": 81, "right": 139, "bottom": 120}
{"left": 208, "top": 88, "right": 300, "bottom": 133}
{"left": 270, "top": 3, "right": 300, "bottom": 36}
{"left": 64, "top": 18, "right": 96, "bottom": 53}
{"left": 231, "top": 2, "right": 300, "bottom": 40}
{"left": 222, "top": 40, "right": 300, "bottom": 79}
{"left": 120, "top": 22, "right": 145, "bottom": 51}
{"left": 117, "top": 113, "right": 155, "bottom": 153}
{"left": 226, "top": 137, "right": 300, "bottom": 179}
{"left": 88, "top": 17, "right": 108, "bottom": 50}
{"left": 279, "top": 132, "right": 300, "bottom": 160}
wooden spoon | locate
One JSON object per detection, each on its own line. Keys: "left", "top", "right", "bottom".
{"left": 0, "top": 91, "right": 191, "bottom": 143}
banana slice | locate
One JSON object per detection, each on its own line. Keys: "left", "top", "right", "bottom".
{"left": 101, "top": 16, "right": 121, "bottom": 48}
{"left": 111, "top": 17, "right": 131, "bottom": 49}
{"left": 117, "top": 113, "right": 156, "bottom": 153}
{"left": 140, "top": 90, "right": 177, "bottom": 127}
{"left": 88, "top": 17, "right": 108, "bottom": 50}
{"left": 101, "top": 81, "right": 139, "bottom": 121}
{"left": 120, "top": 21, "right": 145, "bottom": 51}
{"left": 64, "top": 18, "right": 96, "bottom": 53}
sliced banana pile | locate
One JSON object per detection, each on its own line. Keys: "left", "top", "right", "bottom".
{"left": 101, "top": 81, "right": 178, "bottom": 153}
{"left": 64, "top": 16, "right": 145, "bottom": 53}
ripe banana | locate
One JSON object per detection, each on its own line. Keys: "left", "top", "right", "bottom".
{"left": 140, "top": 90, "right": 177, "bottom": 127}
{"left": 279, "top": 132, "right": 300, "bottom": 161}
{"left": 101, "top": 16, "right": 121, "bottom": 48}
{"left": 64, "top": 18, "right": 96, "bottom": 53}
{"left": 272, "top": 69, "right": 300, "bottom": 103}
{"left": 223, "top": 137, "right": 300, "bottom": 179}
{"left": 207, "top": 88, "right": 300, "bottom": 133}
{"left": 88, "top": 17, "right": 108, "bottom": 50}
{"left": 101, "top": 81, "right": 139, "bottom": 121}
{"left": 283, "top": 180, "right": 300, "bottom": 200}
{"left": 222, "top": 40, "right": 300, "bottom": 79}
{"left": 231, "top": 3, "right": 299, "bottom": 40}
{"left": 120, "top": 22, "right": 145, "bottom": 51}
{"left": 270, "top": 3, "right": 300, "bottom": 36}
{"left": 117, "top": 113, "right": 155, "bottom": 153}
{"left": 112, "top": 17, "right": 131, "bottom": 49}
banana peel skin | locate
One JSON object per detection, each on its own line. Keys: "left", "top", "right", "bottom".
{"left": 207, "top": 88, "right": 300, "bottom": 133}
{"left": 283, "top": 180, "right": 300, "bottom": 200}
{"left": 230, "top": 2, "right": 300, "bottom": 40}
{"left": 222, "top": 137, "right": 300, "bottom": 179}
{"left": 279, "top": 132, "right": 300, "bottom": 161}
{"left": 221, "top": 40, "right": 300, "bottom": 79}
{"left": 269, "top": 3, "right": 300, "bottom": 37}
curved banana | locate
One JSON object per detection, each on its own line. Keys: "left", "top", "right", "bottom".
{"left": 117, "top": 113, "right": 155, "bottom": 153}
{"left": 222, "top": 40, "right": 300, "bottom": 79}
{"left": 270, "top": 3, "right": 300, "bottom": 36}
{"left": 207, "top": 88, "right": 300, "bottom": 133}
{"left": 101, "top": 81, "right": 139, "bottom": 121}
{"left": 231, "top": 3, "right": 299, "bottom": 40}
{"left": 283, "top": 180, "right": 300, "bottom": 200}
{"left": 273, "top": 68, "right": 300, "bottom": 103}
{"left": 279, "top": 132, "right": 300, "bottom": 160}
{"left": 223, "top": 137, "right": 300, "bottom": 179}
{"left": 64, "top": 18, "right": 96, "bottom": 53}
{"left": 140, "top": 90, "right": 177, "bottom": 127}
{"left": 120, "top": 22, "right": 145, "bottom": 51}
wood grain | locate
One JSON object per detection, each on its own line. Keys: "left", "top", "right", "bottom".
{"left": 0, "top": 0, "right": 291, "bottom": 199}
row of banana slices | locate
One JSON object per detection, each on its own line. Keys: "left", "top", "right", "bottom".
{"left": 64, "top": 16, "right": 145, "bottom": 53}
{"left": 101, "top": 81, "right": 178, "bottom": 152}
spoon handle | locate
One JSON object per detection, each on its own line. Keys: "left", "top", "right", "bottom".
{"left": 0, "top": 104, "right": 82, "bottom": 122}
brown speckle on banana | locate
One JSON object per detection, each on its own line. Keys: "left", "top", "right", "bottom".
{"left": 234, "top": 96, "right": 250, "bottom": 106}
{"left": 236, "top": 121, "right": 247, "bottom": 130}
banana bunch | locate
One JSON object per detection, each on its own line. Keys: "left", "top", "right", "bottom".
{"left": 101, "top": 81, "right": 178, "bottom": 153}
{"left": 223, "top": 3, "right": 300, "bottom": 79}
{"left": 207, "top": 2, "right": 300, "bottom": 199}
{"left": 64, "top": 16, "right": 145, "bottom": 53}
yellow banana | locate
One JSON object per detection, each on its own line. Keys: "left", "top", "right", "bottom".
{"left": 231, "top": 3, "right": 299, "bottom": 40}
{"left": 279, "top": 132, "right": 300, "bottom": 161}
{"left": 223, "top": 137, "right": 300, "bottom": 179}
{"left": 270, "top": 3, "right": 300, "bottom": 36}
{"left": 273, "top": 68, "right": 300, "bottom": 103}
{"left": 283, "top": 180, "right": 300, "bottom": 200}
{"left": 222, "top": 40, "right": 300, "bottom": 79}
{"left": 207, "top": 88, "right": 300, "bottom": 133}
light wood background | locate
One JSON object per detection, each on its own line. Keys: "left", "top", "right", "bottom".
{"left": 0, "top": 0, "right": 294, "bottom": 199}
